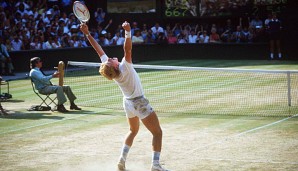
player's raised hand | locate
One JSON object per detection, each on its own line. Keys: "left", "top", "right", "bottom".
{"left": 80, "top": 23, "right": 89, "bottom": 35}
{"left": 122, "top": 21, "right": 131, "bottom": 31}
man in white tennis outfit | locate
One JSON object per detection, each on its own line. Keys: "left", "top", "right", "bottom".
{"left": 80, "top": 22, "right": 170, "bottom": 171}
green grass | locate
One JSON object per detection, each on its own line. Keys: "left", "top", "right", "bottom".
{"left": 1, "top": 60, "right": 298, "bottom": 171}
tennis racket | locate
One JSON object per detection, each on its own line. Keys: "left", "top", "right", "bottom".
{"left": 73, "top": 1, "right": 90, "bottom": 23}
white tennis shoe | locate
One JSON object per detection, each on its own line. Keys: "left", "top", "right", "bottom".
{"left": 151, "top": 164, "right": 170, "bottom": 171}
{"left": 117, "top": 159, "right": 126, "bottom": 170}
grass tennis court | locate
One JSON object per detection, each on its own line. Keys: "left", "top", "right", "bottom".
{"left": 1, "top": 60, "right": 298, "bottom": 171}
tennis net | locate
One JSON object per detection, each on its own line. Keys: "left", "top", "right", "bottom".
{"left": 65, "top": 61, "right": 298, "bottom": 117}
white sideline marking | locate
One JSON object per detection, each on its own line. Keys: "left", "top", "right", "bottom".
{"left": 195, "top": 114, "right": 298, "bottom": 151}
{"left": 0, "top": 149, "right": 297, "bottom": 165}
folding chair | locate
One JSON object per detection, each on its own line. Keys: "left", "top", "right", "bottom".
{"left": 30, "top": 78, "right": 57, "bottom": 111}
{"left": 0, "top": 79, "right": 12, "bottom": 100}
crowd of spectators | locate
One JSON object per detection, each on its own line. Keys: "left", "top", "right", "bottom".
{"left": 0, "top": 0, "right": 279, "bottom": 51}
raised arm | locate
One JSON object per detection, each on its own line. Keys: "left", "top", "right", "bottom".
{"left": 122, "top": 21, "right": 132, "bottom": 63}
{"left": 80, "top": 23, "right": 106, "bottom": 58}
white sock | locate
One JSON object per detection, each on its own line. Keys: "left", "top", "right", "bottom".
{"left": 270, "top": 53, "right": 274, "bottom": 59}
{"left": 152, "top": 151, "right": 160, "bottom": 166}
{"left": 120, "top": 144, "right": 130, "bottom": 161}
{"left": 278, "top": 53, "right": 282, "bottom": 58}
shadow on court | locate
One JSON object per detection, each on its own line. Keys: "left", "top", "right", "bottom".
{"left": 1, "top": 111, "right": 65, "bottom": 120}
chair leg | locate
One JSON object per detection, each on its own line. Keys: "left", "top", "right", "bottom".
{"left": 0, "top": 103, "right": 8, "bottom": 116}
{"left": 36, "top": 94, "right": 57, "bottom": 112}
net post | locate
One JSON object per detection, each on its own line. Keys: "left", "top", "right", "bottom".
{"left": 287, "top": 72, "right": 291, "bottom": 107}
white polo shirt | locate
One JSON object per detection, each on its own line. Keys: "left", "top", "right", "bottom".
{"left": 100, "top": 54, "right": 144, "bottom": 99}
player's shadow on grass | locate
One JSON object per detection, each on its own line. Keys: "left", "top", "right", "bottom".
{"left": 1, "top": 111, "right": 65, "bottom": 120}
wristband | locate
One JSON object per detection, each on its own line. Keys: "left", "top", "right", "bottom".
{"left": 85, "top": 33, "right": 91, "bottom": 37}
{"left": 125, "top": 31, "right": 131, "bottom": 38}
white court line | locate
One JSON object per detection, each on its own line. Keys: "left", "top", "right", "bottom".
{"left": 195, "top": 113, "right": 298, "bottom": 151}
{"left": 0, "top": 111, "right": 100, "bottom": 135}
{"left": 195, "top": 157, "right": 298, "bottom": 165}
{"left": 0, "top": 149, "right": 297, "bottom": 165}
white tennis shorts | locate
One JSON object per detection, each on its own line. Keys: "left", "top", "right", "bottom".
{"left": 123, "top": 96, "right": 153, "bottom": 119}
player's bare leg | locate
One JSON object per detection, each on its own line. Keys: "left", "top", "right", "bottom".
{"left": 118, "top": 116, "right": 139, "bottom": 170}
{"left": 142, "top": 112, "right": 169, "bottom": 171}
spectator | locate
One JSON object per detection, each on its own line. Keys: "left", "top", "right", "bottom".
{"left": 231, "top": 26, "right": 245, "bottom": 43}
{"left": 151, "top": 22, "right": 164, "bottom": 38}
{"left": 61, "top": 33, "right": 71, "bottom": 48}
{"left": 167, "top": 31, "right": 177, "bottom": 44}
{"left": 250, "top": 15, "right": 264, "bottom": 42}
{"left": 43, "top": 10, "right": 53, "bottom": 25}
{"left": 58, "top": 19, "right": 69, "bottom": 34}
{"left": 140, "top": 23, "right": 148, "bottom": 40}
{"left": 69, "top": 24, "right": 79, "bottom": 36}
{"left": 264, "top": 13, "right": 273, "bottom": 28}
{"left": 50, "top": 5, "right": 60, "bottom": 17}
{"left": 30, "top": 36, "right": 43, "bottom": 49}
{"left": 112, "top": 31, "right": 125, "bottom": 46}
{"left": 131, "top": 21, "right": 139, "bottom": 36}
{"left": 132, "top": 29, "right": 144, "bottom": 44}
{"left": 43, "top": 36, "right": 54, "bottom": 49}
{"left": 144, "top": 29, "right": 156, "bottom": 44}
{"left": 43, "top": 26, "right": 53, "bottom": 42}
{"left": 247, "top": 26, "right": 256, "bottom": 43}
{"left": 209, "top": 28, "right": 220, "bottom": 43}
{"left": 68, "top": 13, "right": 79, "bottom": 28}
{"left": 16, "top": 2, "right": 28, "bottom": 17}
{"left": 106, "top": 32, "right": 113, "bottom": 45}
{"left": 80, "top": 36, "right": 88, "bottom": 47}
{"left": 224, "top": 19, "right": 234, "bottom": 34}
{"left": 172, "top": 23, "right": 182, "bottom": 36}
{"left": 221, "top": 19, "right": 234, "bottom": 42}
{"left": 241, "top": 27, "right": 250, "bottom": 43}
{"left": 156, "top": 32, "right": 167, "bottom": 45}
{"left": 220, "top": 29, "right": 232, "bottom": 42}
{"left": 188, "top": 29, "right": 198, "bottom": 43}
{"left": 4, "top": 38, "right": 13, "bottom": 51}
{"left": 36, "top": 20, "right": 46, "bottom": 32}
{"left": 70, "top": 34, "right": 82, "bottom": 48}
{"left": 94, "top": 8, "right": 105, "bottom": 26}
{"left": 11, "top": 34, "right": 23, "bottom": 51}
{"left": 177, "top": 33, "right": 187, "bottom": 44}
{"left": 52, "top": 35, "right": 62, "bottom": 48}
{"left": 250, "top": 15, "right": 263, "bottom": 30}
{"left": 182, "top": 24, "right": 191, "bottom": 38}
{"left": 0, "top": 37, "right": 14, "bottom": 75}
{"left": 199, "top": 30, "right": 210, "bottom": 43}
{"left": 22, "top": 37, "right": 31, "bottom": 50}
{"left": 268, "top": 12, "right": 282, "bottom": 59}
{"left": 98, "top": 34, "right": 109, "bottom": 46}
{"left": 59, "top": 12, "right": 70, "bottom": 26}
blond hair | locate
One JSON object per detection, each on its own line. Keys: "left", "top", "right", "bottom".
{"left": 99, "top": 63, "right": 120, "bottom": 80}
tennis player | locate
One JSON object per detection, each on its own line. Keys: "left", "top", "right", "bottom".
{"left": 80, "top": 22, "right": 170, "bottom": 171}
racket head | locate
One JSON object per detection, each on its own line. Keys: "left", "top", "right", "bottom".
{"left": 73, "top": 1, "right": 90, "bottom": 23}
